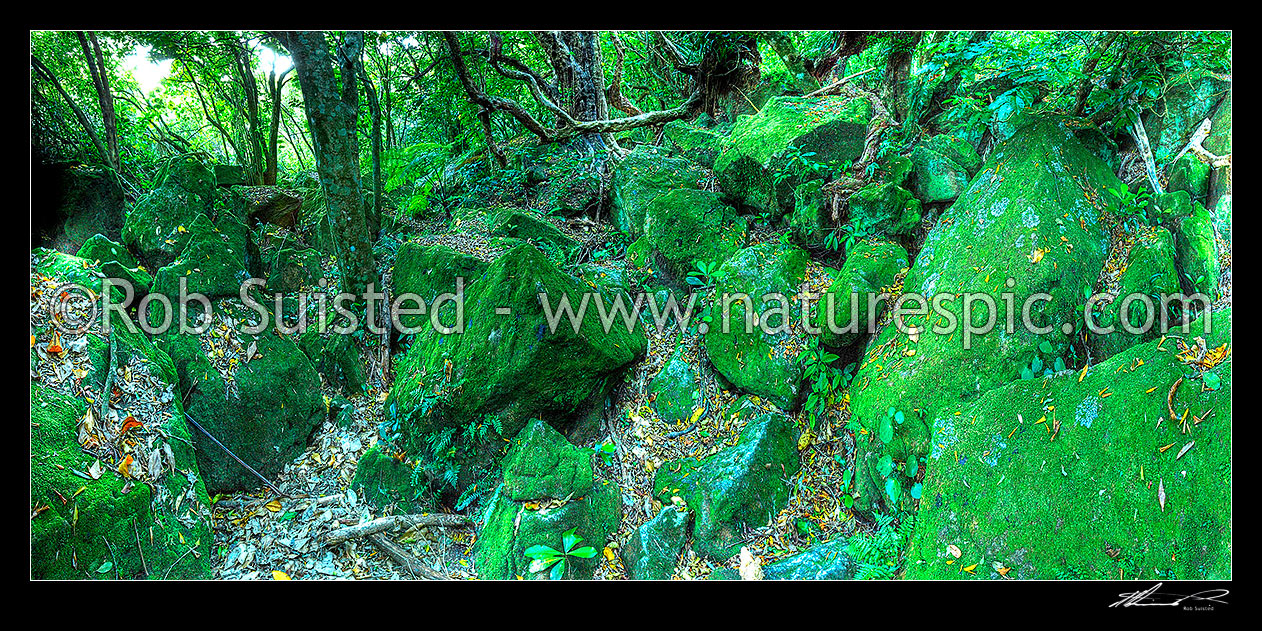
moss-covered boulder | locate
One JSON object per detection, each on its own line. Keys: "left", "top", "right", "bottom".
{"left": 621, "top": 506, "right": 690, "bottom": 580}
{"left": 502, "top": 419, "right": 594, "bottom": 501}
{"left": 391, "top": 242, "right": 488, "bottom": 332}
{"left": 788, "top": 179, "right": 834, "bottom": 249}
{"left": 846, "top": 182, "right": 923, "bottom": 237}
{"left": 611, "top": 147, "right": 709, "bottom": 237}
{"left": 387, "top": 244, "right": 645, "bottom": 463}
{"left": 715, "top": 96, "right": 872, "bottom": 215}
{"left": 265, "top": 247, "right": 324, "bottom": 293}
{"left": 351, "top": 446, "right": 425, "bottom": 513}
{"left": 241, "top": 186, "right": 303, "bottom": 228}
{"left": 847, "top": 120, "right": 1118, "bottom": 511}
{"left": 76, "top": 234, "right": 152, "bottom": 294}
{"left": 488, "top": 210, "right": 579, "bottom": 262}
{"left": 873, "top": 153, "right": 913, "bottom": 188}
{"left": 122, "top": 156, "right": 218, "bottom": 268}
{"left": 1142, "top": 68, "right": 1230, "bottom": 163}
{"left": 1088, "top": 227, "right": 1182, "bottom": 361}
{"left": 644, "top": 189, "right": 747, "bottom": 279}
{"left": 149, "top": 214, "right": 251, "bottom": 306}
{"left": 1174, "top": 202, "right": 1220, "bottom": 297}
{"left": 474, "top": 479, "right": 621, "bottom": 579}
{"left": 906, "top": 308, "right": 1231, "bottom": 580}
{"left": 662, "top": 119, "right": 728, "bottom": 168}
{"left": 157, "top": 308, "right": 325, "bottom": 494}
{"left": 649, "top": 345, "right": 705, "bottom": 425}
{"left": 703, "top": 242, "right": 809, "bottom": 409}
{"left": 910, "top": 143, "right": 972, "bottom": 204}
{"left": 815, "top": 239, "right": 909, "bottom": 348}
{"left": 1151, "top": 190, "right": 1195, "bottom": 225}
{"left": 1167, "top": 154, "right": 1211, "bottom": 201}
{"left": 34, "top": 162, "right": 126, "bottom": 254}
{"left": 518, "top": 144, "right": 605, "bottom": 217}
{"left": 653, "top": 398, "right": 801, "bottom": 560}
{"left": 297, "top": 326, "right": 366, "bottom": 393}
{"left": 30, "top": 250, "right": 214, "bottom": 579}
{"left": 923, "top": 135, "right": 982, "bottom": 177}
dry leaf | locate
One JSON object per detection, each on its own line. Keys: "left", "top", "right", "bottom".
{"left": 947, "top": 544, "right": 962, "bottom": 559}
{"left": 272, "top": 570, "right": 290, "bottom": 580}
{"left": 1158, "top": 479, "right": 1167, "bottom": 512}
{"left": 265, "top": 499, "right": 283, "bottom": 512}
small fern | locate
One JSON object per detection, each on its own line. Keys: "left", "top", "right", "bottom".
{"left": 847, "top": 511, "right": 911, "bottom": 580}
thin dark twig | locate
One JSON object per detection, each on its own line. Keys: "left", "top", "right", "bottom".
{"left": 183, "top": 412, "right": 289, "bottom": 497}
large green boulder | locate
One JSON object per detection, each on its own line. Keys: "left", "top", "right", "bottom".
{"left": 847, "top": 120, "right": 1118, "bottom": 512}
{"left": 297, "top": 326, "right": 366, "bottom": 393}
{"left": 715, "top": 96, "right": 872, "bottom": 215}
{"left": 157, "top": 305, "right": 325, "bottom": 494}
{"left": 148, "top": 213, "right": 251, "bottom": 307}
{"left": 391, "top": 242, "right": 487, "bottom": 331}
{"left": 815, "top": 239, "right": 909, "bottom": 348}
{"left": 906, "top": 308, "right": 1231, "bottom": 579}
{"left": 1167, "top": 153, "right": 1211, "bottom": 201}
{"left": 30, "top": 250, "right": 214, "bottom": 579}
{"left": 1151, "top": 190, "right": 1195, "bottom": 225}
{"left": 36, "top": 162, "right": 125, "bottom": 254}
{"left": 502, "top": 419, "right": 594, "bottom": 501}
{"left": 122, "top": 155, "right": 218, "bottom": 268}
{"left": 788, "top": 179, "right": 835, "bottom": 249}
{"left": 923, "top": 135, "right": 982, "bottom": 177}
{"left": 518, "top": 144, "right": 605, "bottom": 217}
{"left": 644, "top": 189, "right": 747, "bottom": 279}
{"left": 621, "top": 506, "right": 690, "bottom": 580}
{"left": 846, "top": 182, "right": 922, "bottom": 237}
{"left": 649, "top": 345, "right": 705, "bottom": 426}
{"left": 703, "top": 242, "right": 809, "bottom": 409}
{"left": 1174, "top": 203, "right": 1220, "bottom": 298}
{"left": 1088, "top": 227, "right": 1182, "bottom": 361}
{"left": 910, "top": 143, "right": 971, "bottom": 204}
{"left": 762, "top": 537, "right": 855, "bottom": 579}
{"left": 475, "top": 480, "right": 621, "bottom": 579}
{"left": 387, "top": 244, "right": 645, "bottom": 463}
{"left": 653, "top": 398, "right": 801, "bottom": 560}
{"left": 610, "top": 147, "right": 708, "bottom": 237}
{"left": 662, "top": 120, "right": 728, "bottom": 168}
{"left": 76, "top": 234, "right": 152, "bottom": 294}
{"left": 488, "top": 210, "right": 579, "bottom": 262}
{"left": 1142, "top": 68, "right": 1230, "bottom": 163}
{"left": 265, "top": 247, "right": 324, "bottom": 293}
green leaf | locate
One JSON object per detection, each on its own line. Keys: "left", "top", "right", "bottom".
{"left": 1039, "top": 341, "right": 1054, "bottom": 354}
{"left": 96, "top": 561, "right": 113, "bottom": 574}
{"left": 550, "top": 558, "right": 566, "bottom": 580}
{"left": 562, "top": 527, "right": 581, "bottom": 553}
{"left": 524, "top": 544, "right": 561, "bottom": 560}
{"left": 877, "top": 454, "right": 895, "bottom": 477}
{"left": 879, "top": 416, "right": 893, "bottom": 444}
{"left": 885, "top": 478, "right": 902, "bottom": 504}
{"left": 1203, "top": 371, "right": 1221, "bottom": 391}
{"left": 568, "top": 546, "right": 598, "bottom": 559}
{"left": 910, "top": 482, "right": 923, "bottom": 500}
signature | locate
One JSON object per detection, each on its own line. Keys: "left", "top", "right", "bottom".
{"left": 1110, "top": 583, "right": 1230, "bottom": 608}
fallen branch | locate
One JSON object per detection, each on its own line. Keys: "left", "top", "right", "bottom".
{"left": 803, "top": 67, "right": 878, "bottom": 99}
{"left": 367, "top": 533, "right": 445, "bottom": 580}
{"left": 1129, "top": 112, "right": 1165, "bottom": 195}
{"left": 1173, "top": 119, "right": 1231, "bottom": 169}
{"left": 324, "top": 513, "right": 473, "bottom": 546}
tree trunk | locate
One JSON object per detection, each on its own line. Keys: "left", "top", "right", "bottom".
{"left": 277, "top": 31, "right": 375, "bottom": 295}
{"left": 535, "top": 31, "right": 611, "bottom": 150}
{"left": 31, "top": 54, "right": 111, "bottom": 168}
{"left": 361, "top": 68, "right": 384, "bottom": 233}
{"left": 76, "top": 32, "right": 121, "bottom": 172}
{"left": 264, "top": 67, "right": 292, "bottom": 185}
{"left": 881, "top": 31, "right": 923, "bottom": 123}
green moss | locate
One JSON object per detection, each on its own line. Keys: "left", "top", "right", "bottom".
{"left": 501, "top": 419, "right": 594, "bottom": 501}
{"left": 815, "top": 239, "right": 909, "bottom": 348}
{"left": 351, "top": 447, "right": 425, "bottom": 513}
{"left": 391, "top": 242, "right": 487, "bottom": 332}
{"left": 848, "top": 119, "right": 1119, "bottom": 511}
{"left": 906, "top": 308, "right": 1231, "bottom": 579}
{"left": 653, "top": 398, "right": 801, "bottom": 560}
{"left": 1174, "top": 203, "right": 1220, "bottom": 297}
{"left": 644, "top": 188, "right": 747, "bottom": 279}
{"left": 649, "top": 345, "right": 704, "bottom": 425}
{"left": 715, "top": 96, "right": 872, "bottom": 214}
{"left": 1089, "top": 228, "right": 1182, "bottom": 360}
{"left": 611, "top": 147, "right": 708, "bottom": 237}
{"left": 474, "top": 480, "right": 621, "bottom": 579}
{"left": 847, "top": 182, "right": 923, "bottom": 237}
{"left": 76, "top": 234, "right": 152, "bottom": 294}
{"left": 703, "top": 242, "right": 809, "bottom": 409}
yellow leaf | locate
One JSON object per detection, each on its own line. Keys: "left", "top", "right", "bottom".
{"left": 265, "top": 499, "right": 283, "bottom": 512}
{"left": 963, "top": 563, "right": 978, "bottom": 573}
{"left": 272, "top": 570, "right": 291, "bottom": 580}
{"left": 602, "top": 547, "right": 615, "bottom": 562}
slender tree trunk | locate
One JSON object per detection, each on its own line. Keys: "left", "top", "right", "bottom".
{"left": 31, "top": 55, "right": 111, "bottom": 168}
{"left": 361, "top": 68, "right": 384, "bottom": 232}
{"left": 1071, "top": 31, "right": 1120, "bottom": 118}
{"left": 277, "top": 30, "right": 375, "bottom": 295}
{"left": 264, "top": 67, "right": 292, "bottom": 185}
{"left": 535, "top": 31, "right": 611, "bottom": 150}
{"left": 76, "top": 32, "right": 121, "bottom": 171}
